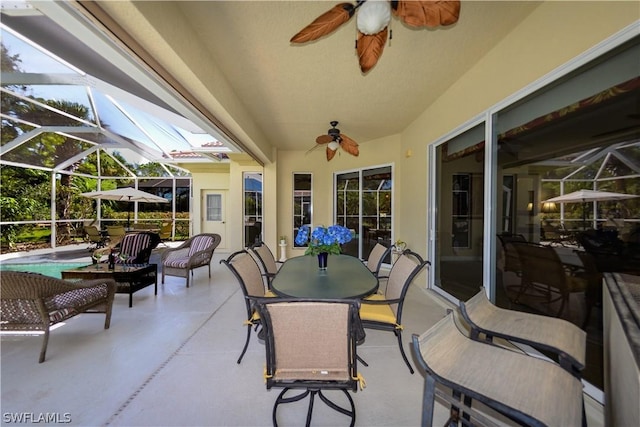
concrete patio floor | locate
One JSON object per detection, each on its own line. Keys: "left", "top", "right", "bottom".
{"left": 1, "top": 244, "right": 603, "bottom": 426}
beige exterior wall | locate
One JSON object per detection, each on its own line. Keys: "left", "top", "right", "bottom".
{"left": 399, "top": 2, "right": 639, "bottom": 257}
{"left": 277, "top": 134, "right": 403, "bottom": 259}
{"left": 179, "top": 2, "right": 636, "bottom": 262}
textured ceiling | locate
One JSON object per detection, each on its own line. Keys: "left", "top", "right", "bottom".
{"left": 7, "top": 1, "right": 540, "bottom": 157}
{"left": 166, "top": 1, "right": 541, "bottom": 152}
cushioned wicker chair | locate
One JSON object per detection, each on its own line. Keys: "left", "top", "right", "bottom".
{"left": 253, "top": 298, "right": 365, "bottom": 427}
{"left": 411, "top": 312, "right": 584, "bottom": 427}
{"left": 220, "top": 250, "right": 276, "bottom": 364}
{"left": 249, "top": 241, "right": 282, "bottom": 290}
{"left": 459, "top": 287, "right": 586, "bottom": 378}
{"left": 161, "top": 233, "right": 221, "bottom": 287}
{"left": 359, "top": 249, "right": 430, "bottom": 374}
{"left": 93, "top": 231, "right": 160, "bottom": 264}
{"left": 0, "top": 271, "right": 116, "bottom": 363}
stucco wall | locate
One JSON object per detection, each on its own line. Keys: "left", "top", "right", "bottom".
{"left": 399, "top": 2, "right": 639, "bottom": 257}
{"left": 277, "top": 134, "right": 403, "bottom": 259}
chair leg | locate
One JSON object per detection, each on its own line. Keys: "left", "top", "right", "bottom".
{"left": 357, "top": 354, "right": 369, "bottom": 367}
{"left": 273, "top": 388, "right": 355, "bottom": 427}
{"left": 422, "top": 374, "right": 437, "bottom": 427}
{"left": 273, "top": 388, "right": 311, "bottom": 427}
{"left": 237, "top": 323, "right": 252, "bottom": 364}
{"left": 39, "top": 327, "right": 50, "bottom": 363}
{"left": 317, "top": 389, "right": 355, "bottom": 426}
{"left": 395, "top": 329, "right": 414, "bottom": 374}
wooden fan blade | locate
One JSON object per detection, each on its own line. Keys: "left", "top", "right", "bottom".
{"left": 326, "top": 146, "right": 337, "bottom": 161}
{"left": 357, "top": 27, "right": 388, "bottom": 73}
{"left": 316, "top": 134, "right": 333, "bottom": 144}
{"left": 392, "top": 0, "right": 461, "bottom": 28}
{"left": 290, "top": 3, "right": 356, "bottom": 44}
{"left": 340, "top": 134, "right": 359, "bottom": 156}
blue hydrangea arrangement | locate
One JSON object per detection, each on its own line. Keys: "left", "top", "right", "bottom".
{"left": 295, "top": 224, "right": 352, "bottom": 255}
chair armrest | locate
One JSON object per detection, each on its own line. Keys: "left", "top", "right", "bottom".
{"left": 187, "top": 248, "right": 215, "bottom": 266}
{"left": 162, "top": 247, "right": 190, "bottom": 262}
{"left": 460, "top": 289, "right": 586, "bottom": 374}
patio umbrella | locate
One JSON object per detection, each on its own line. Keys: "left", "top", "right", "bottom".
{"left": 81, "top": 187, "right": 169, "bottom": 228}
{"left": 543, "top": 189, "right": 638, "bottom": 228}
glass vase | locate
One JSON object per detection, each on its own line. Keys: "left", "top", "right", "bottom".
{"left": 317, "top": 252, "right": 328, "bottom": 270}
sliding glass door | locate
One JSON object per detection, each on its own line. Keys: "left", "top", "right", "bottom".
{"left": 335, "top": 165, "right": 393, "bottom": 260}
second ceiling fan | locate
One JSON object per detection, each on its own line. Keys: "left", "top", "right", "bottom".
{"left": 314, "top": 121, "right": 359, "bottom": 161}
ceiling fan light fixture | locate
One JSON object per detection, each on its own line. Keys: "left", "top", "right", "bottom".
{"left": 356, "top": 0, "right": 391, "bottom": 35}
{"left": 328, "top": 141, "right": 340, "bottom": 151}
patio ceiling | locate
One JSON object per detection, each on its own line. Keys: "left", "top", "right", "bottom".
{"left": 1, "top": 1, "right": 639, "bottom": 179}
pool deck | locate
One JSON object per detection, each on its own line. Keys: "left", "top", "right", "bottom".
{"left": 0, "top": 244, "right": 95, "bottom": 264}
{"left": 0, "top": 242, "right": 183, "bottom": 264}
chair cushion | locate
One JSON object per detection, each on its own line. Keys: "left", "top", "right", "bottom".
{"left": 116, "top": 233, "right": 152, "bottom": 262}
{"left": 359, "top": 296, "right": 397, "bottom": 324}
{"left": 164, "top": 257, "right": 191, "bottom": 269}
{"left": 188, "top": 236, "right": 214, "bottom": 257}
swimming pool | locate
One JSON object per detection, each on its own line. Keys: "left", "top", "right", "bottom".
{"left": 0, "top": 262, "right": 91, "bottom": 279}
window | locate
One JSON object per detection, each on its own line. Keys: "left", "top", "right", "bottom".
{"left": 293, "top": 173, "right": 312, "bottom": 248}
{"left": 335, "top": 165, "right": 393, "bottom": 260}
{"left": 206, "top": 194, "right": 222, "bottom": 221}
{"left": 244, "top": 173, "right": 263, "bottom": 247}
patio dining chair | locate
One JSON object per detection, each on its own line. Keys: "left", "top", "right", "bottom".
{"left": 249, "top": 241, "right": 282, "bottom": 290}
{"left": 252, "top": 298, "right": 365, "bottom": 427}
{"left": 363, "top": 243, "right": 392, "bottom": 282}
{"left": 220, "top": 250, "right": 276, "bottom": 364}
{"left": 512, "top": 241, "right": 589, "bottom": 319}
{"left": 359, "top": 249, "right": 430, "bottom": 374}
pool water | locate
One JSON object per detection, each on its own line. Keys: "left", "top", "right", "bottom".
{"left": 0, "top": 262, "right": 91, "bottom": 279}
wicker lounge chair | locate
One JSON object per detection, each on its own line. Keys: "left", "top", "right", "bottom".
{"left": 161, "top": 233, "right": 221, "bottom": 287}
{"left": 0, "top": 271, "right": 116, "bottom": 363}
{"left": 93, "top": 231, "right": 160, "bottom": 264}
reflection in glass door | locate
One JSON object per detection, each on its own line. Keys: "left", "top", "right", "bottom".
{"left": 433, "top": 124, "right": 485, "bottom": 302}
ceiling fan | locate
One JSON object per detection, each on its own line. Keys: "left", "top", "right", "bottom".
{"left": 290, "top": 0, "right": 461, "bottom": 73}
{"left": 310, "top": 121, "right": 359, "bottom": 161}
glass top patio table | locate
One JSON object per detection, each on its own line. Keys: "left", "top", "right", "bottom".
{"left": 271, "top": 254, "right": 379, "bottom": 299}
